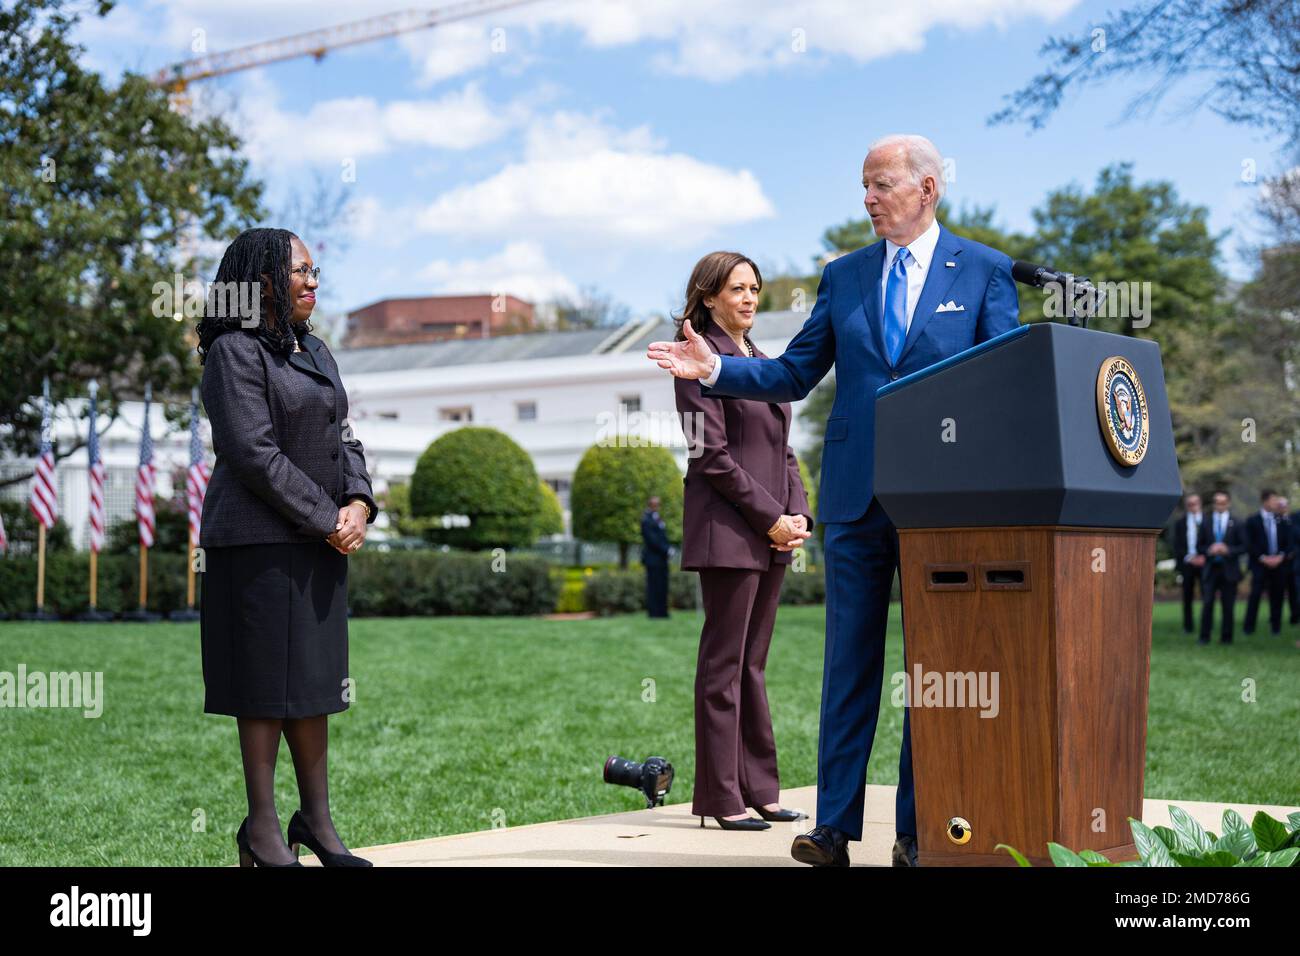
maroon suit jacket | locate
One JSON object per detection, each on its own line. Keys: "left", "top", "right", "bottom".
{"left": 675, "top": 323, "right": 813, "bottom": 571}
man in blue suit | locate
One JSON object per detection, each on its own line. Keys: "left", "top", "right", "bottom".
{"left": 647, "top": 134, "right": 1021, "bottom": 866}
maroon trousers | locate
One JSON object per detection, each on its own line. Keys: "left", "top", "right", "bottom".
{"left": 692, "top": 563, "right": 787, "bottom": 816}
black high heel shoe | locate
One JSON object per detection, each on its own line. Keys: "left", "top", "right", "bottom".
{"left": 699, "top": 814, "right": 771, "bottom": 831}
{"left": 287, "top": 810, "right": 373, "bottom": 867}
{"left": 755, "top": 806, "right": 809, "bottom": 823}
{"left": 236, "top": 817, "right": 303, "bottom": 868}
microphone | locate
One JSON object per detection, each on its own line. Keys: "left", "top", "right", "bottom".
{"left": 1009, "top": 260, "right": 1104, "bottom": 328}
{"left": 1011, "top": 260, "right": 1070, "bottom": 288}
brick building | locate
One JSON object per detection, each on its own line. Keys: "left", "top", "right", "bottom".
{"left": 343, "top": 294, "right": 535, "bottom": 347}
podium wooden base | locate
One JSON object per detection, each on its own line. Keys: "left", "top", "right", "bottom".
{"left": 897, "top": 526, "right": 1155, "bottom": 867}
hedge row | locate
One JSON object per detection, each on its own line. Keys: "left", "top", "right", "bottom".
{"left": 0, "top": 551, "right": 826, "bottom": 619}
{"left": 581, "top": 567, "right": 827, "bottom": 616}
{"left": 0, "top": 552, "right": 192, "bottom": 617}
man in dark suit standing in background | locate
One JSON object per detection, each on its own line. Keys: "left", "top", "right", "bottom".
{"left": 1198, "top": 490, "right": 1245, "bottom": 644}
{"left": 1243, "top": 489, "right": 1289, "bottom": 637}
{"left": 1276, "top": 495, "right": 1299, "bottom": 626}
{"left": 641, "top": 496, "right": 671, "bottom": 618}
{"left": 1169, "top": 492, "right": 1205, "bottom": 635}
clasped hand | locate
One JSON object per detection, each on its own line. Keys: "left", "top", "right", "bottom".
{"left": 326, "top": 502, "right": 368, "bottom": 555}
{"left": 769, "top": 514, "right": 810, "bottom": 551}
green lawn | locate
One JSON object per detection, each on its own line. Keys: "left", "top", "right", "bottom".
{"left": 0, "top": 602, "right": 1296, "bottom": 866}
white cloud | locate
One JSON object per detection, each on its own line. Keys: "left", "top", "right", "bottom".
{"left": 418, "top": 241, "right": 580, "bottom": 303}
{"left": 231, "top": 75, "right": 519, "bottom": 167}
{"left": 415, "top": 112, "right": 775, "bottom": 244}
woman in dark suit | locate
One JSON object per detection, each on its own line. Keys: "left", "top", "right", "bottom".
{"left": 673, "top": 251, "right": 813, "bottom": 830}
{"left": 196, "top": 228, "right": 378, "bottom": 867}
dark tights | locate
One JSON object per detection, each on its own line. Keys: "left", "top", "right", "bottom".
{"left": 237, "top": 715, "right": 347, "bottom": 864}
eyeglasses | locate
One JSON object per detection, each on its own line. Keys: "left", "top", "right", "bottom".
{"left": 290, "top": 265, "right": 321, "bottom": 280}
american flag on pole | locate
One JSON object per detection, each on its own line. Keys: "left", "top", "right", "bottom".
{"left": 186, "top": 387, "right": 210, "bottom": 548}
{"left": 87, "top": 379, "right": 106, "bottom": 553}
{"left": 136, "top": 383, "right": 156, "bottom": 548}
{"left": 28, "top": 377, "right": 58, "bottom": 529}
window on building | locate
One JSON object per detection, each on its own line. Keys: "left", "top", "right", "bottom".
{"left": 377, "top": 411, "right": 399, "bottom": 420}
{"left": 619, "top": 394, "right": 641, "bottom": 414}
{"left": 439, "top": 406, "right": 473, "bottom": 422}
{"left": 516, "top": 401, "right": 537, "bottom": 421}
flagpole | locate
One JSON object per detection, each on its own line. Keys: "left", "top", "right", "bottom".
{"left": 123, "top": 382, "right": 160, "bottom": 623}
{"left": 77, "top": 378, "right": 113, "bottom": 622}
{"left": 22, "top": 376, "right": 59, "bottom": 621}
{"left": 36, "top": 523, "right": 46, "bottom": 611}
{"left": 169, "top": 386, "right": 203, "bottom": 622}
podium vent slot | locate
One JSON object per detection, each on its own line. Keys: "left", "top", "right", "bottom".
{"left": 979, "top": 561, "right": 1031, "bottom": 591}
{"left": 925, "top": 564, "right": 975, "bottom": 591}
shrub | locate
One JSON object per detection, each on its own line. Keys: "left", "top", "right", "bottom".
{"left": 410, "top": 427, "right": 542, "bottom": 550}
{"left": 570, "top": 442, "right": 682, "bottom": 567}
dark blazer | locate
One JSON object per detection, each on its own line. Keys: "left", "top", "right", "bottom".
{"left": 1169, "top": 510, "right": 1204, "bottom": 572}
{"left": 674, "top": 323, "right": 812, "bottom": 571}
{"left": 1196, "top": 510, "right": 1245, "bottom": 583}
{"left": 1244, "top": 511, "right": 1290, "bottom": 569}
{"left": 199, "top": 329, "right": 378, "bottom": 548}
{"left": 641, "top": 509, "right": 670, "bottom": 564}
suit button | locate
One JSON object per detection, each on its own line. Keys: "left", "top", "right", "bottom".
{"left": 331, "top": 450, "right": 339, "bottom": 461}
{"left": 890, "top": 371, "right": 899, "bottom": 381}
{"left": 329, "top": 414, "right": 336, "bottom": 424}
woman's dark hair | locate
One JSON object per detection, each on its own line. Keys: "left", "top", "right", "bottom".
{"left": 673, "top": 251, "right": 762, "bottom": 341}
{"left": 195, "top": 227, "right": 311, "bottom": 363}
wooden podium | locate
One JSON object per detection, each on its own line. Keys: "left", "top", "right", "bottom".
{"left": 874, "top": 323, "right": 1181, "bottom": 866}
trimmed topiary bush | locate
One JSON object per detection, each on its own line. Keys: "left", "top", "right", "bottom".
{"left": 570, "top": 442, "right": 682, "bottom": 568}
{"left": 410, "top": 427, "right": 543, "bottom": 550}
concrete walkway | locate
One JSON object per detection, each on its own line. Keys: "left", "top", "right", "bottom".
{"left": 302, "top": 785, "right": 1298, "bottom": 867}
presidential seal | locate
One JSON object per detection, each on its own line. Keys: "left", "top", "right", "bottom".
{"left": 1096, "top": 356, "right": 1149, "bottom": 466}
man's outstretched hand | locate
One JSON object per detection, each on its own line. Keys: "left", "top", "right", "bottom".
{"left": 646, "top": 318, "right": 715, "bottom": 379}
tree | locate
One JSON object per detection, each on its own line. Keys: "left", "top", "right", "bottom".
{"left": 535, "top": 480, "right": 564, "bottom": 538}
{"left": 409, "top": 427, "right": 543, "bottom": 550}
{"left": 546, "top": 284, "right": 631, "bottom": 330}
{"left": 991, "top": 0, "right": 1300, "bottom": 149}
{"left": 570, "top": 443, "right": 682, "bottom": 568}
{"left": 0, "top": 0, "right": 263, "bottom": 481}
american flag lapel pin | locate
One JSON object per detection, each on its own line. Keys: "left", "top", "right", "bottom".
{"left": 945, "top": 261, "right": 956, "bottom": 268}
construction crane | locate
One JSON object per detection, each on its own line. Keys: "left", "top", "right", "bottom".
{"left": 152, "top": 0, "right": 542, "bottom": 110}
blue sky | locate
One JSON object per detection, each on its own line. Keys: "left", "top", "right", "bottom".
{"left": 74, "top": 0, "right": 1281, "bottom": 320}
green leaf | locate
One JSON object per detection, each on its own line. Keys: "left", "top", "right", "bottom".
{"left": 995, "top": 843, "right": 1033, "bottom": 867}
{"left": 1130, "top": 819, "right": 1179, "bottom": 867}
{"left": 1287, "top": 812, "right": 1300, "bottom": 834}
{"left": 1213, "top": 827, "right": 1256, "bottom": 861}
{"left": 1153, "top": 825, "right": 1191, "bottom": 854}
{"left": 1222, "top": 809, "right": 1251, "bottom": 836}
{"left": 1252, "top": 811, "right": 1290, "bottom": 852}
{"left": 1078, "top": 849, "right": 1113, "bottom": 866}
{"left": 1169, "top": 805, "right": 1215, "bottom": 854}
{"left": 1048, "top": 843, "right": 1089, "bottom": 867}
{"left": 1170, "top": 850, "right": 1240, "bottom": 867}
{"left": 1236, "top": 848, "right": 1300, "bottom": 867}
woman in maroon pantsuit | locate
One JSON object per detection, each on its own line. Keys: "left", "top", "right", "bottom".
{"left": 673, "top": 251, "right": 814, "bottom": 831}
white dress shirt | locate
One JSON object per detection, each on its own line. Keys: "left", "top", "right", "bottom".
{"left": 1184, "top": 511, "right": 1201, "bottom": 561}
{"left": 881, "top": 216, "right": 942, "bottom": 334}
{"left": 702, "top": 217, "right": 943, "bottom": 387}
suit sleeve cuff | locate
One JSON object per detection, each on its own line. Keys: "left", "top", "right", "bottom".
{"left": 701, "top": 353, "right": 721, "bottom": 388}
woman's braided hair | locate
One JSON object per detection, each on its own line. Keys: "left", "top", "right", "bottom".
{"left": 196, "top": 227, "right": 312, "bottom": 364}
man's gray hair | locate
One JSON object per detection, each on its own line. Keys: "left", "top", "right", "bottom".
{"left": 868, "top": 133, "right": 946, "bottom": 203}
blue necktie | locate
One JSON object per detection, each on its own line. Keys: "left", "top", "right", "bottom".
{"left": 884, "top": 247, "right": 912, "bottom": 365}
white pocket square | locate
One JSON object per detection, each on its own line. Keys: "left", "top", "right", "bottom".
{"left": 936, "top": 301, "right": 965, "bottom": 312}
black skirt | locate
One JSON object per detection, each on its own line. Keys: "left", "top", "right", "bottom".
{"left": 200, "top": 540, "right": 350, "bottom": 718}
